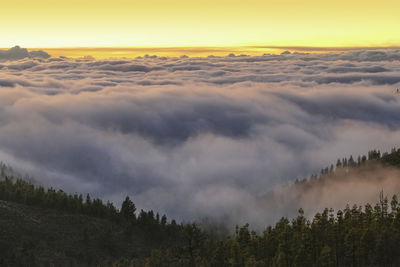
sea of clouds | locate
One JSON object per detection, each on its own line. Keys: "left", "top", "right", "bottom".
{"left": 1, "top": 47, "right": 400, "bottom": 227}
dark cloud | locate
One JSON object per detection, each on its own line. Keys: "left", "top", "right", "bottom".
{"left": 305, "top": 75, "right": 400, "bottom": 85}
{"left": 96, "top": 63, "right": 162, "bottom": 72}
{"left": 0, "top": 46, "right": 50, "bottom": 61}
{"left": 272, "top": 91, "right": 400, "bottom": 127}
{"left": 7, "top": 61, "right": 38, "bottom": 70}
{"left": 327, "top": 66, "right": 389, "bottom": 73}
{"left": 0, "top": 80, "right": 15, "bottom": 87}
{"left": 136, "top": 80, "right": 182, "bottom": 86}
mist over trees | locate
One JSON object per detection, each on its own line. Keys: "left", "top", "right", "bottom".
{"left": 1, "top": 148, "right": 400, "bottom": 265}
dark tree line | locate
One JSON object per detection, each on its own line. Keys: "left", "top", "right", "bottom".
{"left": 0, "top": 176, "right": 119, "bottom": 220}
{"left": 117, "top": 148, "right": 400, "bottom": 266}
{"left": 0, "top": 170, "right": 179, "bottom": 233}
{"left": 1, "top": 148, "right": 400, "bottom": 266}
{"left": 0, "top": 168, "right": 185, "bottom": 265}
{"left": 295, "top": 148, "right": 400, "bottom": 185}
{"left": 118, "top": 194, "right": 400, "bottom": 267}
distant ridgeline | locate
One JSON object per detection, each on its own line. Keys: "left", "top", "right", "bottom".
{"left": 1, "top": 148, "right": 400, "bottom": 266}
{"left": 294, "top": 147, "right": 400, "bottom": 186}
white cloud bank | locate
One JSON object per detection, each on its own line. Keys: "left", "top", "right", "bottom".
{"left": 0, "top": 48, "right": 400, "bottom": 227}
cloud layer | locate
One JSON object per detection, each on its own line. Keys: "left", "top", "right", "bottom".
{"left": 0, "top": 46, "right": 50, "bottom": 61}
{"left": 1, "top": 49, "right": 400, "bottom": 226}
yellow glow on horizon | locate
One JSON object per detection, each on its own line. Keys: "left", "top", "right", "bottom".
{"left": 16, "top": 47, "right": 286, "bottom": 59}
{"left": 0, "top": 46, "right": 395, "bottom": 59}
{"left": 1, "top": 0, "right": 399, "bottom": 48}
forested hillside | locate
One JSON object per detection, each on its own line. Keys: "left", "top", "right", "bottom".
{"left": 0, "top": 163, "right": 187, "bottom": 266}
{"left": 294, "top": 148, "right": 400, "bottom": 186}
{"left": 256, "top": 148, "right": 400, "bottom": 226}
{"left": 1, "top": 148, "right": 400, "bottom": 266}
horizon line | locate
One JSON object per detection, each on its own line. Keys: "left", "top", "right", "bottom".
{"left": 2, "top": 45, "right": 399, "bottom": 59}
{"left": 1, "top": 45, "right": 400, "bottom": 50}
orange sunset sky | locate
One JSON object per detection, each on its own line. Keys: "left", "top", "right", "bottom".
{"left": 1, "top": 0, "right": 400, "bottom": 57}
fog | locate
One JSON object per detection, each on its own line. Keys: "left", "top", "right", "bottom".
{"left": 0, "top": 47, "right": 400, "bottom": 227}
{"left": 249, "top": 163, "right": 400, "bottom": 229}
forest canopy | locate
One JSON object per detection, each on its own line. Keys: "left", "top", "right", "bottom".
{"left": 1, "top": 148, "right": 400, "bottom": 266}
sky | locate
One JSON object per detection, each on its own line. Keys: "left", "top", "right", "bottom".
{"left": 1, "top": 0, "right": 400, "bottom": 48}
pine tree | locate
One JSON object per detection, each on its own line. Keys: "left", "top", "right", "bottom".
{"left": 120, "top": 196, "right": 136, "bottom": 222}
